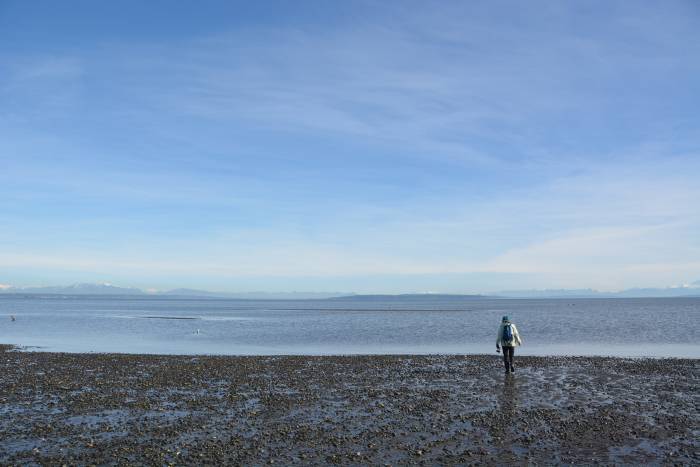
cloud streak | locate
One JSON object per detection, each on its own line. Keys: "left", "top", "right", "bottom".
{"left": 0, "top": 1, "right": 699, "bottom": 291}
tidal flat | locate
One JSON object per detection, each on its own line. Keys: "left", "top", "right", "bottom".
{"left": 0, "top": 344, "right": 697, "bottom": 465}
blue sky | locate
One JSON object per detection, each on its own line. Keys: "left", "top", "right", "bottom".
{"left": 1, "top": 0, "right": 699, "bottom": 293}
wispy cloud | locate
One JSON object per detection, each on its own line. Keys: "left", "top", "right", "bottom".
{"left": 108, "top": 2, "right": 699, "bottom": 167}
{"left": 1, "top": 1, "right": 699, "bottom": 292}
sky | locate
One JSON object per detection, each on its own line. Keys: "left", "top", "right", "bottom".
{"left": 1, "top": 0, "right": 699, "bottom": 293}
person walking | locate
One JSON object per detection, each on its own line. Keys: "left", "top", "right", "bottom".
{"left": 496, "top": 316, "right": 522, "bottom": 374}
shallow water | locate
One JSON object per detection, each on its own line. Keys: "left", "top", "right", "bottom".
{"left": 0, "top": 295, "right": 698, "bottom": 357}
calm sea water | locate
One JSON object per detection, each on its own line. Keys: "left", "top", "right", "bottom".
{"left": 0, "top": 295, "right": 698, "bottom": 357}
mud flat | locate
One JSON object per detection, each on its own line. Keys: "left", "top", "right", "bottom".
{"left": 0, "top": 344, "right": 697, "bottom": 465}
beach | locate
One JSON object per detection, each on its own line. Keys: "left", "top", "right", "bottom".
{"left": 1, "top": 344, "right": 697, "bottom": 465}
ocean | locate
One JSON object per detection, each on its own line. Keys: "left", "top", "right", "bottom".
{"left": 0, "top": 295, "right": 697, "bottom": 357}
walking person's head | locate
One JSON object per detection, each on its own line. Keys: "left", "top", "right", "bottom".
{"left": 502, "top": 315, "right": 510, "bottom": 323}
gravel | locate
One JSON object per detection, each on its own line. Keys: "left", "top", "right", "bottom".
{"left": 1, "top": 344, "right": 698, "bottom": 465}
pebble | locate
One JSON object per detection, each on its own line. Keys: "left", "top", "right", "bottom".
{"left": 0, "top": 345, "right": 696, "bottom": 465}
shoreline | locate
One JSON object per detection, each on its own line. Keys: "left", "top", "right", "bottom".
{"left": 1, "top": 344, "right": 698, "bottom": 464}
{"left": 3, "top": 343, "right": 697, "bottom": 359}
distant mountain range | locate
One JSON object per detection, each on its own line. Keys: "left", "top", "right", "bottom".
{"left": 162, "top": 288, "right": 347, "bottom": 299}
{"left": 494, "top": 286, "right": 700, "bottom": 298}
{"left": 0, "top": 283, "right": 145, "bottom": 295}
{"left": 1, "top": 283, "right": 699, "bottom": 299}
{"left": 0, "top": 283, "right": 347, "bottom": 299}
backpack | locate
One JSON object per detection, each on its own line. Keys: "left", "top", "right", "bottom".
{"left": 502, "top": 323, "right": 513, "bottom": 344}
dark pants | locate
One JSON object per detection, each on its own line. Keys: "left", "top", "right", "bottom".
{"left": 502, "top": 346, "right": 515, "bottom": 371}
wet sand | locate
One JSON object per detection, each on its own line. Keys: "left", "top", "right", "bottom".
{"left": 1, "top": 344, "right": 698, "bottom": 465}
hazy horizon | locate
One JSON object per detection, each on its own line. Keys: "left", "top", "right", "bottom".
{"left": 2, "top": 1, "right": 699, "bottom": 293}
{"left": 2, "top": 280, "right": 700, "bottom": 297}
